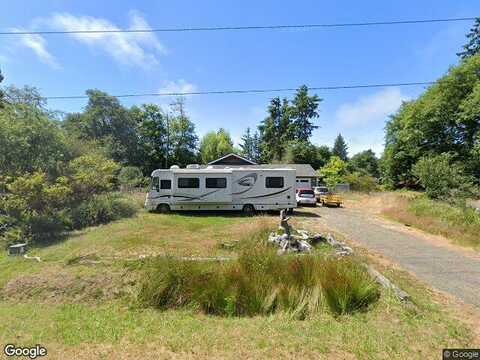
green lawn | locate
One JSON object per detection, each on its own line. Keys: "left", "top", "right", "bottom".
{"left": 0, "top": 205, "right": 475, "bottom": 359}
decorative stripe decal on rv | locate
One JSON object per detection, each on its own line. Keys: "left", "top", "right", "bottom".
{"left": 148, "top": 195, "right": 171, "bottom": 200}
{"left": 174, "top": 189, "right": 221, "bottom": 201}
{"left": 231, "top": 172, "right": 258, "bottom": 195}
{"left": 241, "top": 187, "right": 292, "bottom": 199}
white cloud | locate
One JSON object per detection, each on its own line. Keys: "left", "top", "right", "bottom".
{"left": 46, "top": 11, "right": 166, "bottom": 67}
{"left": 14, "top": 30, "right": 59, "bottom": 69}
{"left": 335, "top": 87, "right": 409, "bottom": 127}
{"left": 158, "top": 79, "right": 197, "bottom": 94}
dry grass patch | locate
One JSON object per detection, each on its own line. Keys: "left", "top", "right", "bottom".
{"left": 383, "top": 195, "right": 480, "bottom": 250}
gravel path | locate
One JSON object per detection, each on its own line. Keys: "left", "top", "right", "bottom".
{"left": 311, "top": 206, "right": 480, "bottom": 307}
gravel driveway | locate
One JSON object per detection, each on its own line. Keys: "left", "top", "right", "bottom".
{"left": 310, "top": 206, "right": 480, "bottom": 307}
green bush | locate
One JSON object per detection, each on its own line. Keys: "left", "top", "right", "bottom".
{"left": 118, "top": 166, "right": 145, "bottom": 191}
{"left": 138, "top": 240, "right": 379, "bottom": 317}
{"left": 412, "top": 153, "right": 477, "bottom": 201}
{"left": 70, "top": 193, "right": 137, "bottom": 229}
{"left": 344, "top": 172, "right": 378, "bottom": 193}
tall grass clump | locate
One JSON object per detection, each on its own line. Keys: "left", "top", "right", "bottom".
{"left": 320, "top": 257, "right": 380, "bottom": 315}
{"left": 138, "top": 238, "right": 380, "bottom": 317}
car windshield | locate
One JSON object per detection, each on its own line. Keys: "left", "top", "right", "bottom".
{"left": 299, "top": 190, "right": 314, "bottom": 197}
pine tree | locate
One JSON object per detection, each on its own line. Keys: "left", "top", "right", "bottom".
{"left": 458, "top": 18, "right": 480, "bottom": 59}
{"left": 240, "top": 127, "right": 254, "bottom": 160}
{"left": 0, "top": 68, "right": 4, "bottom": 107}
{"left": 290, "top": 85, "right": 321, "bottom": 141}
{"left": 332, "top": 134, "right": 348, "bottom": 161}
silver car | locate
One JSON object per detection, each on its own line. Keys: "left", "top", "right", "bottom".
{"left": 296, "top": 189, "right": 317, "bottom": 206}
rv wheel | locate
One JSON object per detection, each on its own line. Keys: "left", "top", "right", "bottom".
{"left": 242, "top": 204, "right": 255, "bottom": 216}
{"left": 157, "top": 204, "right": 171, "bottom": 214}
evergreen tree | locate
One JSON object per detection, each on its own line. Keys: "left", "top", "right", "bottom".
{"left": 290, "top": 85, "right": 321, "bottom": 141}
{"left": 458, "top": 18, "right": 480, "bottom": 59}
{"left": 0, "top": 68, "right": 4, "bottom": 107}
{"left": 332, "top": 134, "right": 348, "bottom": 161}
{"left": 258, "top": 97, "right": 291, "bottom": 161}
{"left": 240, "top": 127, "right": 254, "bottom": 160}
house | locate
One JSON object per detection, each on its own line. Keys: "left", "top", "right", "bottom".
{"left": 204, "top": 153, "right": 317, "bottom": 189}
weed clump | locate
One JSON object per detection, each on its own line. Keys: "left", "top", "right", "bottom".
{"left": 138, "top": 238, "right": 379, "bottom": 317}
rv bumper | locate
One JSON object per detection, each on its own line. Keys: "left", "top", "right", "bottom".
{"left": 144, "top": 199, "right": 156, "bottom": 211}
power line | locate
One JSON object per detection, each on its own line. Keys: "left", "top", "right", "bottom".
{"left": 1, "top": 17, "right": 477, "bottom": 36}
{"left": 44, "top": 82, "right": 435, "bottom": 100}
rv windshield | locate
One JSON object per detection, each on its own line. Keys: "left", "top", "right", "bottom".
{"left": 151, "top": 177, "right": 159, "bottom": 191}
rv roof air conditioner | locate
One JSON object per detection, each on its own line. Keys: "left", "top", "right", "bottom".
{"left": 170, "top": 165, "right": 180, "bottom": 169}
{"left": 186, "top": 164, "right": 200, "bottom": 169}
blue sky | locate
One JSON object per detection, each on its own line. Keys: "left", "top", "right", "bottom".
{"left": 1, "top": 0, "right": 479, "bottom": 156}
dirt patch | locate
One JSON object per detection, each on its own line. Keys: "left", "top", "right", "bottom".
{"left": 0, "top": 267, "right": 136, "bottom": 303}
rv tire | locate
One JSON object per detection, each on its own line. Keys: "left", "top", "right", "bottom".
{"left": 156, "top": 204, "right": 171, "bottom": 214}
{"left": 242, "top": 204, "right": 255, "bottom": 216}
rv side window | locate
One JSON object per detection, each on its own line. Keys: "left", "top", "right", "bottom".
{"left": 266, "top": 177, "right": 284, "bottom": 188}
{"left": 178, "top": 178, "right": 200, "bottom": 188}
{"left": 160, "top": 180, "right": 171, "bottom": 189}
{"left": 151, "top": 177, "right": 159, "bottom": 191}
{"left": 205, "top": 178, "right": 227, "bottom": 188}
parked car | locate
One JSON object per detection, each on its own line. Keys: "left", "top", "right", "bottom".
{"left": 296, "top": 188, "right": 317, "bottom": 207}
{"left": 313, "top": 186, "right": 329, "bottom": 201}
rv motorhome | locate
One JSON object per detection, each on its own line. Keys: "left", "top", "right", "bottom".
{"left": 145, "top": 166, "right": 296, "bottom": 214}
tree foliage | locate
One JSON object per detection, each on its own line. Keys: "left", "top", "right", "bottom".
{"left": 349, "top": 150, "right": 379, "bottom": 178}
{"left": 199, "top": 128, "right": 234, "bottom": 164}
{"left": 458, "top": 18, "right": 480, "bottom": 59}
{"left": 0, "top": 104, "right": 70, "bottom": 177}
{"left": 258, "top": 86, "right": 321, "bottom": 162}
{"left": 318, "top": 156, "right": 348, "bottom": 187}
{"left": 165, "top": 98, "right": 198, "bottom": 167}
{"left": 239, "top": 127, "right": 261, "bottom": 162}
{"left": 283, "top": 141, "right": 330, "bottom": 169}
{"left": 412, "top": 153, "right": 476, "bottom": 200}
{"left": 290, "top": 85, "right": 321, "bottom": 141}
{"left": 332, "top": 134, "right": 348, "bottom": 161}
{"left": 382, "top": 54, "right": 480, "bottom": 187}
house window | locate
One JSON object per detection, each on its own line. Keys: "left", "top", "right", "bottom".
{"left": 206, "top": 178, "right": 227, "bottom": 188}
{"left": 160, "top": 180, "right": 172, "bottom": 189}
{"left": 178, "top": 178, "right": 200, "bottom": 188}
{"left": 266, "top": 177, "right": 284, "bottom": 188}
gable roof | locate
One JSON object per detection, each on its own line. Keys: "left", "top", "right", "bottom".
{"left": 208, "top": 153, "right": 257, "bottom": 165}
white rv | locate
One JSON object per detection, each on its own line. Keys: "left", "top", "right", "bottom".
{"left": 145, "top": 166, "right": 296, "bottom": 214}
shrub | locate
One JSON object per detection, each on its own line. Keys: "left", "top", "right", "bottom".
{"left": 69, "top": 193, "right": 137, "bottom": 229}
{"left": 139, "top": 240, "right": 379, "bottom": 317}
{"left": 344, "top": 172, "right": 378, "bottom": 193}
{"left": 118, "top": 166, "right": 144, "bottom": 191}
{"left": 412, "top": 153, "right": 477, "bottom": 201}
{"left": 68, "top": 154, "right": 119, "bottom": 201}
{"left": 0, "top": 172, "right": 72, "bottom": 243}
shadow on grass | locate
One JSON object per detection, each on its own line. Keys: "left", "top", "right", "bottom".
{"left": 29, "top": 230, "right": 88, "bottom": 249}
{"left": 163, "top": 209, "right": 320, "bottom": 218}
